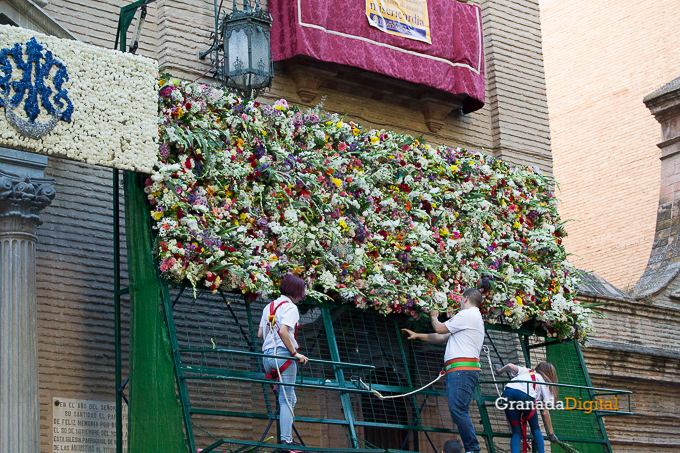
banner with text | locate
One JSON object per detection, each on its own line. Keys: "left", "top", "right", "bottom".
{"left": 366, "top": 0, "right": 431, "bottom": 43}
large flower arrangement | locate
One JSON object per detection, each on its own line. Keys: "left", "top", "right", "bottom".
{"left": 0, "top": 25, "right": 158, "bottom": 172}
{"left": 149, "top": 77, "right": 592, "bottom": 341}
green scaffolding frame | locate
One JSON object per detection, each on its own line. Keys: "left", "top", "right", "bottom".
{"left": 154, "top": 282, "right": 631, "bottom": 453}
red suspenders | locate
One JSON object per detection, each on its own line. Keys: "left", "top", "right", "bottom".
{"left": 263, "top": 300, "right": 298, "bottom": 381}
{"left": 507, "top": 372, "right": 538, "bottom": 453}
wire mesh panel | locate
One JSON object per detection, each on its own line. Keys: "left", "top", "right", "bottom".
{"left": 546, "top": 341, "right": 609, "bottom": 453}
{"left": 170, "top": 291, "right": 358, "bottom": 451}
{"left": 171, "top": 289, "right": 271, "bottom": 447}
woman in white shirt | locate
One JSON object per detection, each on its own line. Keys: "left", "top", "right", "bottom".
{"left": 257, "top": 274, "right": 308, "bottom": 450}
{"left": 496, "top": 361, "right": 559, "bottom": 453}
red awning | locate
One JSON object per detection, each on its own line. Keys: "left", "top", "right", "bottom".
{"left": 269, "top": 0, "right": 485, "bottom": 113}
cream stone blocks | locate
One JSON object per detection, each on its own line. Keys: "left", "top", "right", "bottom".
{"left": 540, "top": 0, "right": 680, "bottom": 290}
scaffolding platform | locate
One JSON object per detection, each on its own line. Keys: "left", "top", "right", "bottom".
{"left": 157, "top": 284, "right": 631, "bottom": 453}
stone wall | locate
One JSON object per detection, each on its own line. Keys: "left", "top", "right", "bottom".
{"left": 574, "top": 75, "right": 680, "bottom": 450}
{"left": 35, "top": 159, "right": 130, "bottom": 452}
{"left": 578, "top": 292, "right": 680, "bottom": 452}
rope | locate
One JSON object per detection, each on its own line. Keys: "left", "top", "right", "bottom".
{"left": 359, "top": 371, "right": 445, "bottom": 400}
{"left": 483, "top": 345, "right": 502, "bottom": 397}
{"left": 193, "top": 57, "right": 223, "bottom": 83}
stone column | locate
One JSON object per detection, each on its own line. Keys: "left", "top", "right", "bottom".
{"left": 0, "top": 152, "right": 55, "bottom": 453}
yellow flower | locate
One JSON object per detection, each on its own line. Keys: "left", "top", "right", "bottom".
{"left": 240, "top": 213, "right": 247, "bottom": 221}
{"left": 234, "top": 220, "right": 240, "bottom": 226}
{"left": 516, "top": 296, "right": 523, "bottom": 306}
{"left": 262, "top": 130, "right": 267, "bottom": 135}
{"left": 370, "top": 136, "right": 379, "bottom": 144}
{"left": 450, "top": 165, "right": 459, "bottom": 172}
{"left": 513, "top": 221, "right": 521, "bottom": 229}
{"left": 331, "top": 177, "right": 343, "bottom": 188}
{"left": 504, "top": 309, "right": 512, "bottom": 316}
{"left": 151, "top": 211, "right": 163, "bottom": 220}
{"left": 336, "top": 122, "right": 343, "bottom": 128}
{"left": 352, "top": 128, "right": 360, "bottom": 136}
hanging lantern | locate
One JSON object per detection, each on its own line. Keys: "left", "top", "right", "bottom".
{"left": 200, "top": 0, "right": 274, "bottom": 100}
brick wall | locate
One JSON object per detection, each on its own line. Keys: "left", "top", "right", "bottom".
{"left": 35, "top": 159, "right": 130, "bottom": 453}
{"left": 539, "top": 0, "right": 680, "bottom": 290}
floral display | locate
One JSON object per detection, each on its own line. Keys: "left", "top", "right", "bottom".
{"left": 149, "top": 76, "right": 591, "bottom": 341}
{"left": 0, "top": 25, "right": 158, "bottom": 172}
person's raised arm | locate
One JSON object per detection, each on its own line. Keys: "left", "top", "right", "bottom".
{"left": 258, "top": 326, "right": 263, "bottom": 338}
{"left": 429, "top": 310, "right": 450, "bottom": 334}
{"left": 401, "top": 328, "right": 450, "bottom": 344}
{"left": 496, "top": 363, "right": 519, "bottom": 375}
{"left": 279, "top": 325, "right": 308, "bottom": 365}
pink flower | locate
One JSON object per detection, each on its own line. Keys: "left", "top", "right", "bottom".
{"left": 401, "top": 145, "right": 410, "bottom": 152}
{"left": 338, "top": 142, "right": 347, "bottom": 152}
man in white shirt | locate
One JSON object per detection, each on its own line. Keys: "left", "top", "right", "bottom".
{"left": 403, "top": 288, "right": 485, "bottom": 453}
{"left": 257, "top": 274, "right": 308, "bottom": 450}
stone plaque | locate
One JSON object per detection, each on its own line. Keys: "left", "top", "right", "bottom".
{"left": 52, "top": 398, "right": 128, "bottom": 453}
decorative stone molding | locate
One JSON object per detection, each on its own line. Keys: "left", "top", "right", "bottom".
{"left": 630, "top": 76, "right": 680, "bottom": 298}
{"left": 0, "top": 168, "right": 55, "bottom": 237}
{"left": 283, "top": 62, "right": 337, "bottom": 103}
{"left": 420, "top": 97, "right": 459, "bottom": 133}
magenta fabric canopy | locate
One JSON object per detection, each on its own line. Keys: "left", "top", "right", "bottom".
{"left": 269, "top": 0, "right": 485, "bottom": 113}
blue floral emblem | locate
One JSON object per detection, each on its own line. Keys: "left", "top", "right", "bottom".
{"left": 0, "top": 37, "right": 74, "bottom": 139}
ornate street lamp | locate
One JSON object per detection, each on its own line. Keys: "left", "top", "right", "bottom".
{"left": 200, "top": 0, "right": 274, "bottom": 100}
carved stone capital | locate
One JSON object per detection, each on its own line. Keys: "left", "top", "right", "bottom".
{"left": 0, "top": 168, "right": 55, "bottom": 236}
